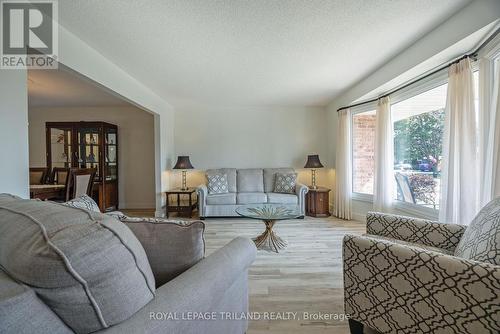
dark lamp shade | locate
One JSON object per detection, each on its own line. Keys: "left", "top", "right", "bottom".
{"left": 173, "top": 156, "right": 194, "bottom": 169}
{"left": 304, "top": 154, "right": 324, "bottom": 168}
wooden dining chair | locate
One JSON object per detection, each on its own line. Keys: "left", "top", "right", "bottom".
{"left": 50, "top": 167, "right": 70, "bottom": 185}
{"left": 65, "top": 168, "right": 97, "bottom": 201}
{"left": 29, "top": 167, "right": 49, "bottom": 185}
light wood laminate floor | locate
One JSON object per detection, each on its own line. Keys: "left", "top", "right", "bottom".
{"left": 122, "top": 210, "right": 365, "bottom": 333}
{"left": 205, "top": 217, "right": 365, "bottom": 334}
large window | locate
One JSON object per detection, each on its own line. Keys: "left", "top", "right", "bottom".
{"left": 352, "top": 110, "right": 376, "bottom": 194}
{"left": 391, "top": 83, "right": 447, "bottom": 210}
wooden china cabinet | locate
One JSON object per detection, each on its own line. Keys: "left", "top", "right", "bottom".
{"left": 46, "top": 121, "right": 118, "bottom": 211}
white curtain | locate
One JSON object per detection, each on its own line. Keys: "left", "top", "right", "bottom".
{"left": 373, "top": 97, "right": 393, "bottom": 212}
{"left": 439, "top": 58, "right": 479, "bottom": 224}
{"left": 335, "top": 108, "right": 352, "bottom": 220}
{"left": 479, "top": 58, "right": 500, "bottom": 206}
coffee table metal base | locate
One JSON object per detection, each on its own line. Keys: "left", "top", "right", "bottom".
{"left": 253, "top": 220, "right": 287, "bottom": 253}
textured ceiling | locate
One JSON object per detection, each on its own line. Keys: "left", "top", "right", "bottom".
{"left": 58, "top": 0, "right": 471, "bottom": 108}
{"left": 28, "top": 66, "right": 130, "bottom": 108}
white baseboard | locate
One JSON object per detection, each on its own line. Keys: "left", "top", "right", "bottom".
{"left": 119, "top": 202, "right": 156, "bottom": 209}
{"left": 329, "top": 203, "right": 365, "bottom": 223}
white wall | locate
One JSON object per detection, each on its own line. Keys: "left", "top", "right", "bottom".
{"left": 0, "top": 70, "right": 29, "bottom": 198}
{"left": 55, "top": 22, "right": 176, "bottom": 215}
{"left": 28, "top": 106, "right": 155, "bottom": 209}
{"left": 173, "top": 106, "right": 333, "bottom": 190}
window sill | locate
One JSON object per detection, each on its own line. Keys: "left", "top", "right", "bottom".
{"left": 351, "top": 193, "right": 439, "bottom": 221}
{"left": 352, "top": 192, "right": 373, "bottom": 203}
{"left": 393, "top": 201, "right": 439, "bottom": 221}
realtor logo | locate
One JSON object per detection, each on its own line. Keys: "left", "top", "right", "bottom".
{"left": 1, "top": 0, "right": 58, "bottom": 69}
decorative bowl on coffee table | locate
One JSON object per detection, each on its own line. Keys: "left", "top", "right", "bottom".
{"left": 235, "top": 204, "right": 301, "bottom": 253}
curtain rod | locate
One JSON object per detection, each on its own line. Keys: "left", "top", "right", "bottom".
{"left": 337, "top": 27, "right": 500, "bottom": 112}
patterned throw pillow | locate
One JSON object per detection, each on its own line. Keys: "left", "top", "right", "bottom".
{"left": 63, "top": 194, "right": 101, "bottom": 213}
{"left": 207, "top": 173, "right": 229, "bottom": 194}
{"left": 274, "top": 173, "right": 297, "bottom": 194}
{"left": 454, "top": 197, "right": 500, "bottom": 265}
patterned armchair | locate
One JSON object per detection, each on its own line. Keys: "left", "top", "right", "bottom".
{"left": 343, "top": 198, "right": 500, "bottom": 334}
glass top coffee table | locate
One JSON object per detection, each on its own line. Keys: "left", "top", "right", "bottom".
{"left": 236, "top": 204, "right": 301, "bottom": 253}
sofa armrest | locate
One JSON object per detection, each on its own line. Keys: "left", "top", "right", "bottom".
{"left": 197, "top": 184, "right": 208, "bottom": 217}
{"left": 366, "top": 211, "right": 466, "bottom": 252}
{"left": 295, "top": 183, "right": 309, "bottom": 216}
{"left": 101, "top": 237, "right": 257, "bottom": 334}
{"left": 343, "top": 234, "right": 500, "bottom": 333}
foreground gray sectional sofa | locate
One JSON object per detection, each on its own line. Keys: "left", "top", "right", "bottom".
{"left": 0, "top": 194, "right": 256, "bottom": 334}
{"left": 197, "top": 168, "right": 309, "bottom": 218}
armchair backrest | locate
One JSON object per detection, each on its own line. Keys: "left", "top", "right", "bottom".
{"left": 454, "top": 197, "right": 500, "bottom": 265}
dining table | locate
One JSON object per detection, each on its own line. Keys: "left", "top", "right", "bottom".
{"left": 29, "top": 184, "right": 65, "bottom": 200}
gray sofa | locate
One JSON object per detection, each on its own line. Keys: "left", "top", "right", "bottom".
{"left": 197, "top": 168, "right": 308, "bottom": 218}
{"left": 0, "top": 194, "right": 256, "bottom": 334}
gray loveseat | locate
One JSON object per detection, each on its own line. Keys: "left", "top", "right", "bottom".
{"left": 197, "top": 168, "right": 308, "bottom": 218}
{"left": 0, "top": 194, "right": 256, "bottom": 334}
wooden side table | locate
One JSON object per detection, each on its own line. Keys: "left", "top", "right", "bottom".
{"left": 165, "top": 188, "right": 197, "bottom": 218}
{"left": 306, "top": 187, "right": 331, "bottom": 217}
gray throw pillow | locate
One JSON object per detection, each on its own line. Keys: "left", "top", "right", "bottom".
{"left": 454, "top": 197, "right": 500, "bottom": 265}
{"left": 0, "top": 194, "right": 155, "bottom": 334}
{"left": 274, "top": 173, "right": 297, "bottom": 194}
{"left": 63, "top": 194, "right": 101, "bottom": 213}
{"left": 123, "top": 219, "right": 205, "bottom": 287}
{"left": 207, "top": 173, "right": 229, "bottom": 194}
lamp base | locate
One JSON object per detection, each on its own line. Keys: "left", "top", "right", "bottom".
{"left": 181, "top": 170, "right": 188, "bottom": 191}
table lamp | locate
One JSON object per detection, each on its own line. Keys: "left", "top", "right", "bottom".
{"left": 173, "top": 156, "right": 194, "bottom": 191}
{"left": 304, "top": 154, "right": 323, "bottom": 189}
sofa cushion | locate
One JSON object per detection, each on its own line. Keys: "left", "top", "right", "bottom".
{"left": 267, "top": 193, "right": 298, "bottom": 204}
{"left": 63, "top": 194, "right": 101, "bottom": 213}
{"left": 207, "top": 193, "right": 237, "bottom": 205}
{"left": 206, "top": 173, "right": 229, "bottom": 194}
{"left": 455, "top": 197, "right": 500, "bottom": 265}
{"left": 263, "top": 168, "right": 294, "bottom": 193}
{"left": 0, "top": 269, "right": 73, "bottom": 334}
{"left": 237, "top": 169, "right": 264, "bottom": 193}
{"left": 274, "top": 173, "right": 297, "bottom": 194}
{"left": 123, "top": 220, "right": 205, "bottom": 287}
{"left": 237, "top": 192, "right": 267, "bottom": 204}
{"left": 0, "top": 194, "right": 155, "bottom": 334}
{"left": 206, "top": 168, "right": 237, "bottom": 192}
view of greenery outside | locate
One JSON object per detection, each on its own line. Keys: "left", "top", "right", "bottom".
{"left": 393, "top": 109, "right": 445, "bottom": 209}
{"left": 394, "top": 109, "right": 444, "bottom": 166}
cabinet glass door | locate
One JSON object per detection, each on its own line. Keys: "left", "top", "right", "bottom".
{"left": 105, "top": 128, "right": 117, "bottom": 181}
{"left": 49, "top": 127, "right": 72, "bottom": 168}
{"left": 77, "top": 127, "right": 101, "bottom": 180}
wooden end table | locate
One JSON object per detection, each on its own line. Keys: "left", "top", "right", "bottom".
{"left": 306, "top": 186, "right": 331, "bottom": 217}
{"left": 165, "top": 188, "right": 197, "bottom": 218}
